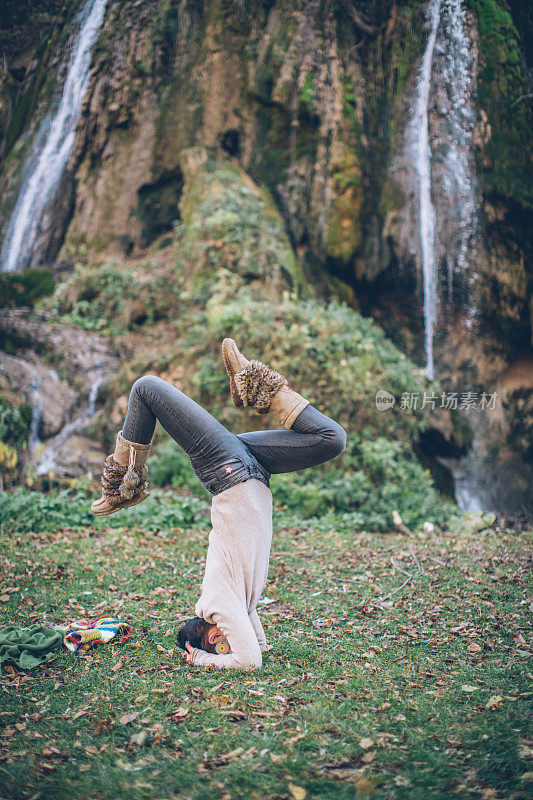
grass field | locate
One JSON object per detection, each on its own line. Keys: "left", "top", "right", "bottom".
{"left": 0, "top": 496, "right": 531, "bottom": 800}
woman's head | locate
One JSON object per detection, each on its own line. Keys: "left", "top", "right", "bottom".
{"left": 177, "top": 616, "right": 230, "bottom": 654}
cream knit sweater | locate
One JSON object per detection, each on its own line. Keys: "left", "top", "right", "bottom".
{"left": 188, "top": 478, "right": 273, "bottom": 670}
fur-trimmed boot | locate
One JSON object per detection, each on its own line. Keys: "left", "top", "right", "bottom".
{"left": 91, "top": 431, "right": 152, "bottom": 516}
{"left": 222, "top": 338, "right": 310, "bottom": 429}
{"left": 268, "top": 384, "right": 310, "bottom": 429}
{"left": 221, "top": 338, "right": 250, "bottom": 407}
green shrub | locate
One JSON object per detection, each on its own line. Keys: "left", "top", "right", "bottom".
{"left": 40, "top": 261, "right": 186, "bottom": 334}
{"left": 149, "top": 438, "right": 209, "bottom": 497}
{"left": 272, "top": 433, "right": 457, "bottom": 532}
{"left": 0, "top": 397, "right": 32, "bottom": 448}
{"left": 0, "top": 485, "right": 210, "bottom": 536}
{"left": 41, "top": 262, "right": 139, "bottom": 333}
{"left": 0, "top": 268, "right": 55, "bottom": 308}
{"left": 197, "top": 286, "right": 431, "bottom": 448}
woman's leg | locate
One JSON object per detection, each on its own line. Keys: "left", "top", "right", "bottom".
{"left": 121, "top": 375, "right": 270, "bottom": 494}
{"left": 237, "top": 405, "right": 347, "bottom": 474}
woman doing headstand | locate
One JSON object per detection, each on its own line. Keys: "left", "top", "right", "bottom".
{"left": 91, "top": 339, "right": 346, "bottom": 670}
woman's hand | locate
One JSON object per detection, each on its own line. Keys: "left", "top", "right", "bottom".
{"left": 184, "top": 642, "right": 194, "bottom": 663}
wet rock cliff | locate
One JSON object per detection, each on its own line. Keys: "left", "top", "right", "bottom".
{"left": 0, "top": 0, "right": 531, "bottom": 512}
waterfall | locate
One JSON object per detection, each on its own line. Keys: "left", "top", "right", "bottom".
{"left": 438, "top": 0, "right": 478, "bottom": 307}
{"left": 409, "top": 0, "right": 478, "bottom": 380}
{"left": 0, "top": 0, "right": 108, "bottom": 273}
{"left": 411, "top": 0, "right": 441, "bottom": 382}
{"left": 35, "top": 376, "right": 103, "bottom": 476}
{"left": 28, "top": 374, "right": 43, "bottom": 454}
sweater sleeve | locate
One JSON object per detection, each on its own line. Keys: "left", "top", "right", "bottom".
{"left": 249, "top": 608, "right": 267, "bottom": 652}
{"left": 189, "top": 603, "right": 262, "bottom": 670}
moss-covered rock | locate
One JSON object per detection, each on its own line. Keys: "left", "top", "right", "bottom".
{"left": 326, "top": 148, "right": 363, "bottom": 263}
{"left": 179, "top": 147, "right": 304, "bottom": 293}
{"left": 467, "top": 0, "right": 533, "bottom": 209}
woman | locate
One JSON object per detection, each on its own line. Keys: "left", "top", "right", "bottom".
{"left": 91, "top": 339, "right": 346, "bottom": 670}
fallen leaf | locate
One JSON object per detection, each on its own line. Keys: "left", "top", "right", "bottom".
{"left": 394, "top": 775, "right": 412, "bottom": 787}
{"left": 467, "top": 642, "right": 482, "bottom": 653}
{"left": 117, "top": 758, "right": 144, "bottom": 772}
{"left": 212, "top": 694, "right": 232, "bottom": 705}
{"left": 360, "top": 737, "right": 374, "bottom": 750}
{"left": 220, "top": 747, "right": 244, "bottom": 760}
{"left": 461, "top": 685, "right": 478, "bottom": 692}
{"left": 94, "top": 717, "right": 114, "bottom": 735}
{"left": 355, "top": 775, "right": 375, "bottom": 795}
{"left": 168, "top": 707, "right": 189, "bottom": 723}
{"left": 119, "top": 712, "right": 139, "bottom": 725}
{"left": 288, "top": 784, "right": 306, "bottom": 800}
{"left": 485, "top": 695, "right": 504, "bottom": 710}
{"left": 285, "top": 731, "right": 307, "bottom": 745}
{"left": 129, "top": 731, "right": 148, "bottom": 747}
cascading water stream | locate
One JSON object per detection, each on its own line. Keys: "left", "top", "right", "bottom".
{"left": 438, "top": 0, "right": 478, "bottom": 305}
{"left": 407, "top": 1, "right": 492, "bottom": 511}
{"left": 0, "top": 0, "right": 108, "bottom": 273}
{"left": 412, "top": 0, "right": 441, "bottom": 382}
{"left": 28, "top": 374, "right": 43, "bottom": 454}
{"left": 35, "top": 375, "right": 104, "bottom": 476}
{"left": 410, "top": 0, "right": 478, "bottom": 382}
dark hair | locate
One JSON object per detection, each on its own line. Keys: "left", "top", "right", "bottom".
{"left": 177, "top": 616, "right": 211, "bottom": 651}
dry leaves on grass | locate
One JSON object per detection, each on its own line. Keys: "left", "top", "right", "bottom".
{"left": 167, "top": 707, "right": 189, "bottom": 723}
{"left": 288, "top": 784, "right": 306, "bottom": 800}
{"left": 119, "top": 712, "right": 139, "bottom": 725}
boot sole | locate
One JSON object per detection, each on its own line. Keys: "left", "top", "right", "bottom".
{"left": 222, "top": 338, "right": 244, "bottom": 407}
{"left": 91, "top": 492, "right": 150, "bottom": 516}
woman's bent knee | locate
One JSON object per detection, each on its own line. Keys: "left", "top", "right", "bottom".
{"left": 324, "top": 421, "right": 347, "bottom": 458}
{"left": 332, "top": 423, "right": 347, "bottom": 456}
{"left": 131, "top": 374, "right": 164, "bottom": 397}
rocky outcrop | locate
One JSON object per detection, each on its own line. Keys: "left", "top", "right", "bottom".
{"left": 0, "top": 351, "right": 77, "bottom": 439}
{"left": 0, "top": 309, "right": 118, "bottom": 479}
{"left": 178, "top": 147, "right": 304, "bottom": 292}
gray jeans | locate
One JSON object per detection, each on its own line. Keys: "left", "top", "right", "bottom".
{"left": 122, "top": 375, "right": 347, "bottom": 495}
